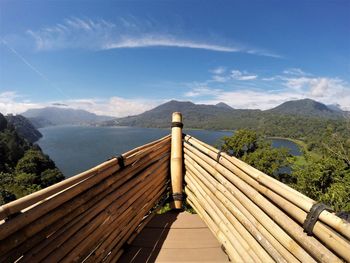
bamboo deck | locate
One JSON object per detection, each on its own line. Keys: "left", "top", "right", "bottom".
{"left": 119, "top": 211, "right": 229, "bottom": 262}
{"left": 0, "top": 112, "right": 349, "bottom": 262}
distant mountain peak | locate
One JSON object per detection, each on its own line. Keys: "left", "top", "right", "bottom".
{"left": 267, "top": 98, "right": 342, "bottom": 118}
{"left": 215, "top": 102, "right": 233, "bottom": 110}
{"left": 22, "top": 107, "right": 114, "bottom": 127}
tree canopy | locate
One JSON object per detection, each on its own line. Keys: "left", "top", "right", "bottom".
{"left": 0, "top": 113, "right": 64, "bottom": 205}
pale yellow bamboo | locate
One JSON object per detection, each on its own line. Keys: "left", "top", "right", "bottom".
{"left": 185, "top": 187, "right": 242, "bottom": 262}
{"left": 0, "top": 137, "right": 170, "bottom": 243}
{"left": 185, "top": 173, "right": 259, "bottom": 263}
{"left": 3, "top": 146, "right": 170, "bottom": 262}
{"left": 94, "top": 184, "right": 167, "bottom": 263}
{"left": 185, "top": 135, "right": 350, "bottom": 240}
{"left": 185, "top": 135, "right": 350, "bottom": 261}
{"left": 48, "top": 158, "right": 167, "bottom": 262}
{"left": 71, "top": 167, "right": 168, "bottom": 262}
{"left": 87, "top": 182, "right": 168, "bottom": 263}
{"left": 0, "top": 144, "right": 170, "bottom": 259}
{"left": 100, "top": 182, "right": 167, "bottom": 263}
{"left": 62, "top": 172, "right": 168, "bottom": 262}
{"left": 22, "top": 156, "right": 169, "bottom": 262}
{"left": 184, "top": 142, "right": 341, "bottom": 263}
{"left": 171, "top": 112, "right": 183, "bottom": 209}
{"left": 184, "top": 155, "right": 293, "bottom": 263}
{"left": 185, "top": 165, "right": 281, "bottom": 263}
{"left": 0, "top": 158, "right": 117, "bottom": 221}
{"left": 0, "top": 134, "right": 170, "bottom": 221}
{"left": 218, "top": 153, "right": 350, "bottom": 261}
{"left": 184, "top": 144, "right": 318, "bottom": 263}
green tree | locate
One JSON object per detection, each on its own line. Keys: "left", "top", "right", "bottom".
{"left": 15, "top": 149, "right": 55, "bottom": 175}
{"left": 221, "top": 129, "right": 291, "bottom": 178}
{"left": 221, "top": 129, "right": 258, "bottom": 158}
{"left": 41, "top": 168, "right": 65, "bottom": 188}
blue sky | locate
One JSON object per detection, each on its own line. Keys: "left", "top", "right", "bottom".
{"left": 1, "top": 0, "right": 349, "bottom": 116}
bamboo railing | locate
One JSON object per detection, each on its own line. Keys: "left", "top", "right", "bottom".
{"left": 1, "top": 112, "right": 350, "bottom": 263}
{"left": 184, "top": 134, "right": 350, "bottom": 263}
{"left": 0, "top": 135, "right": 171, "bottom": 262}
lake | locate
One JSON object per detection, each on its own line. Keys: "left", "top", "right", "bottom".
{"left": 38, "top": 126, "right": 301, "bottom": 177}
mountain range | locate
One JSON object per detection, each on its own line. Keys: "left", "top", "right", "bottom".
{"left": 14, "top": 99, "right": 347, "bottom": 130}
{"left": 100, "top": 99, "right": 347, "bottom": 129}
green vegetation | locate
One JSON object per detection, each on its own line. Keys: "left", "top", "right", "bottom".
{"left": 221, "top": 127, "right": 350, "bottom": 213}
{"left": 0, "top": 113, "right": 64, "bottom": 205}
{"left": 220, "top": 129, "right": 291, "bottom": 181}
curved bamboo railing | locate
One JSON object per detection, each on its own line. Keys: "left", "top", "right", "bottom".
{"left": 0, "top": 135, "right": 171, "bottom": 262}
{"left": 184, "top": 134, "right": 350, "bottom": 263}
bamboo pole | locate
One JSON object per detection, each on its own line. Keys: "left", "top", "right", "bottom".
{"left": 185, "top": 173, "right": 259, "bottom": 263}
{"left": 83, "top": 184, "right": 167, "bottom": 263}
{"left": 0, "top": 143, "right": 170, "bottom": 259}
{"left": 21, "top": 156, "right": 169, "bottom": 262}
{"left": 184, "top": 135, "right": 350, "bottom": 261}
{"left": 70, "top": 165, "right": 168, "bottom": 262}
{"left": 184, "top": 155, "right": 294, "bottom": 263}
{"left": 87, "top": 179, "right": 168, "bottom": 262}
{"left": 2, "top": 146, "right": 170, "bottom": 262}
{"left": 0, "top": 158, "right": 117, "bottom": 222}
{"left": 184, "top": 135, "right": 350, "bottom": 240}
{"left": 184, "top": 144, "right": 318, "bottom": 263}
{"left": 185, "top": 188, "right": 242, "bottom": 262}
{"left": 0, "top": 135, "right": 170, "bottom": 221}
{"left": 62, "top": 171, "right": 168, "bottom": 262}
{"left": 171, "top": 112, "right": 183, "bottom": 209}
{"left": 185, "top": 165, "right": 281, "bottom": 263}
{"left": 218, "top": 151, "right": 350, "bottom": 261}
{"left": 100, "top": 182, "right": 168, "bottom": 263}
{"left": 184, "top": 142, "right": 341, "bottom": 263}
{"left": 0, "top": 137, "right": 170, "bottom": 244}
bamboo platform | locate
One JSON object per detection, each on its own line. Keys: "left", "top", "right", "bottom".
{"left": 0, "top": 111, "right": 349, "bottom": 262}
{"left": 119, "top": 211, "right": 229, "bottom": 262}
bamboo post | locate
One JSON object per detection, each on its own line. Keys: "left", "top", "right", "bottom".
{"left": 170, "top": 112, "right": 183, "bottom": 209}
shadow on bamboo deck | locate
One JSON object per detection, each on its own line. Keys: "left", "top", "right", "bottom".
{"left": 119, "top": 211, "right": 229, "bottom": 262}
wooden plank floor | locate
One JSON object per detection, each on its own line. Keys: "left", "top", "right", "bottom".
{"left": 119, "top": 211, "right": 230, "bottom": 262}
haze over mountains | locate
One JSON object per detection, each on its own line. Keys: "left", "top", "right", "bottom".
{"left": 13, "top": 98, "right": 347, "bottom": 130}
{"left": 22, "top": 107, "right": 113, "bottom": 128}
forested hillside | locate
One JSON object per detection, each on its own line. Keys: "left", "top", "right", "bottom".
{"left": 100, "top": 99, "right": 346, "bottom": 135}
{"left": 0, "top": 113, "right": 64, "bottom": 205}
{"left": 6, "top": 114, "right": 42, "bottom": 143}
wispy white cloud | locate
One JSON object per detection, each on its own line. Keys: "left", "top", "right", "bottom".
{"left": 184, "top": 68, "right": 350, "bottom": 110}
{"left": 283, "top": 76, "right": 346, "bottom": 98}
{"left": 283, "top": 68, "right": 309, "bottom": 76}
{"left": 231, "top": 70, "right": 258, "bottom": 81}
{"left": 184, "top": 87, "right": 222, "bottom": 97}
{"left": 208, "top": 68, "right": 258, "bottom": 83}
{"left": 24, "top": 17, "right": 280, "bottom": 57}
{"left": 246, "top": 49, "right": 282, "bottom": 59}
{"left": 103, "top": 36, "right": 240, "bottom": 52}
{"left": 210, "top": 67, "right": 226, "bottom": 75}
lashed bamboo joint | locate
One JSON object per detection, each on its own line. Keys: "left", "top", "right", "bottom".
{"left": 0, "top": 112, "right": 349, "bottom": 263}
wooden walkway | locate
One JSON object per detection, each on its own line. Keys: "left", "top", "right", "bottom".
{"left": 119, "top": 211, "right": 230, "bottom": 262}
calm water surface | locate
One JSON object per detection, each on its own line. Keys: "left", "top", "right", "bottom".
{"left": 38, "top": 126, "right": 300, "bottom": 177}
